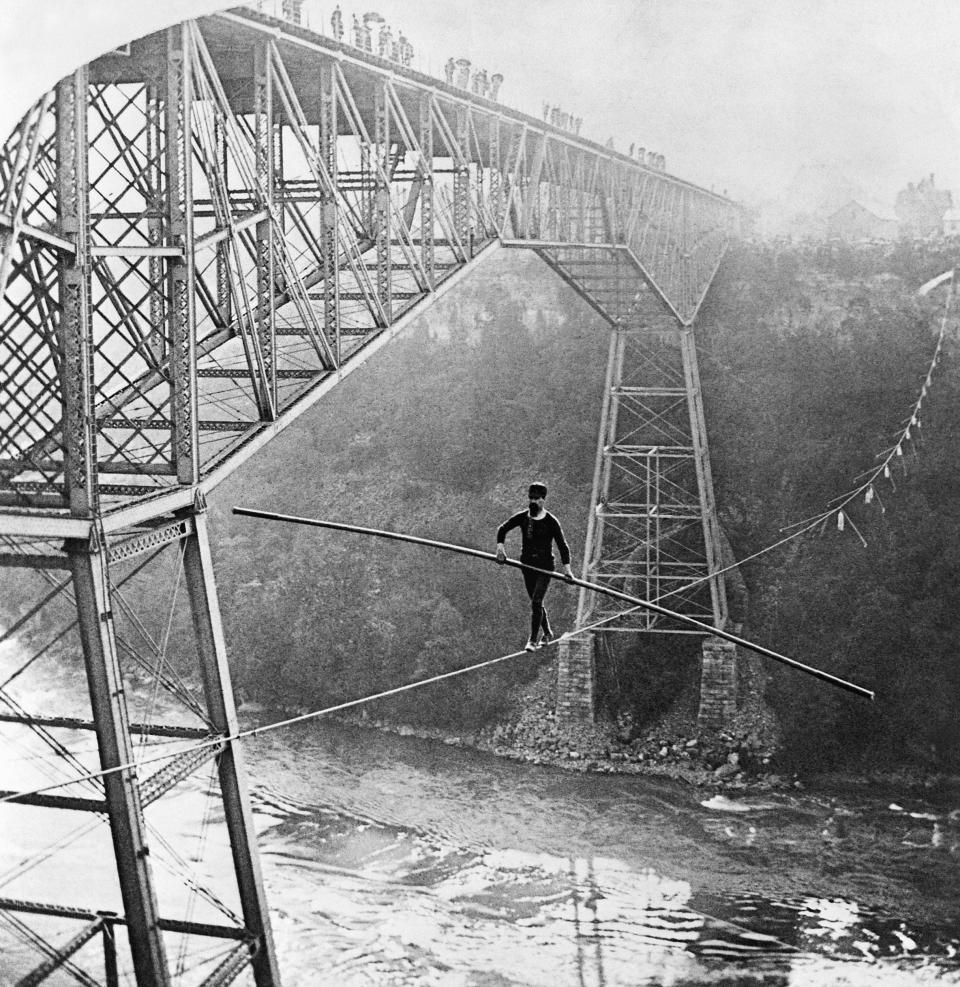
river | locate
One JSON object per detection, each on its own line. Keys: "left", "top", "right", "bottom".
{"left": 1, "top": 661, "right": 960, "bottom": 985}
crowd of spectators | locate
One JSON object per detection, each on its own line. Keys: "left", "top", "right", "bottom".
{"left": 330, "top": 7, "right": 414, "bottom": 66}
{"left": 542, "top": 104, "right": 581, "bottom": 135}
{"left": 443, "top": 57, "right": 504, "bottom": 101}
{"left": 330, "top": 7, "right": 507, "bottom": 99}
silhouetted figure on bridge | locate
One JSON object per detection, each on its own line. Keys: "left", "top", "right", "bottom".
{"left": 456, "top": 58, "right": 471, "bottom": 88}
{"left": 490, "top": 73, "right": 503, "bottom": 101}
{"left": 496, "top": 482, "right": 575, "bottom": 651}
{"left": 331, "top": 5, "right": 343, "bottom": 41}
{"left": 378, "top": 24, "right": 392, "bottom": 58}
{"left": 445, "top": 58, "right": 456, "bottom": 84}
{"left": 360, "top": 12, "right": 382, "bottom": 52}
{"left": 352, "top": 14, "right": 362, "bottom": 46}
{"left": 543, "top": 102, "right": 550, "bottom": 120}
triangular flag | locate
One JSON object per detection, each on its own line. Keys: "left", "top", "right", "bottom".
{"left": 884, "top": 464, "right": 891, "bottom": 478}
{"left": 837, "top": 511, "right": 845, "bottom": 531}
{"left": 865, "top": 485, "right": 874, "bottom": 504}
{"left": 905, "top": 426, "right": 911, "bottom": 441}
{"left": 896, "top": 445, "right": 904, "bottom": 457}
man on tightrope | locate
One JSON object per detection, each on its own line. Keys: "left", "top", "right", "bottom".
{"left": 496, "top": 482, "right": 575, "bottom": 651}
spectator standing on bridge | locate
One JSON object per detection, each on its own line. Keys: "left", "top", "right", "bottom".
{"left": 331, "top": 5, "right": 343, "bottom": 41}
{"left": 445, "top": 57, "right": 456, "bottom": 84}
{"left": 496, "top": 482, "right": 575, "bottom": 651}
{"left": 490, "top": 73, "right": 503, "bottom": 101}
{"left": 378, "top": 23, "right": 392, "bottom": 58}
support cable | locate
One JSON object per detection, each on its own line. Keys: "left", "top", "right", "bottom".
{"left": 0, "top": 511, "right": 873, "bottom": 811}
{"left": 136, "top": 539, "right": 187, "bottom": 766}
{"left": 175, "top": 760, "right": 218, "bottom": 977}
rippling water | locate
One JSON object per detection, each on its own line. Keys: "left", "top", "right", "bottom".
{"left": 2, "top": 667, "right": 960, "bottom": 986}
{"left": 242, "top": 723, "right": 960, "bottom": 986}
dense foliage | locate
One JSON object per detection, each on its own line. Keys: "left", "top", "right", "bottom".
{"left": 3, "top": 239, "right": 958, "bottom": 773}
{"left": 208, "top": 250, "right": 608, "bottom": 727}
{"left": 699, "top": 239, "right": 960, "bottom": 771}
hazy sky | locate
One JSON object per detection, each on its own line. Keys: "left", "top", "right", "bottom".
{"left": 4, "top": 0, "right": 960, "bottom": 205}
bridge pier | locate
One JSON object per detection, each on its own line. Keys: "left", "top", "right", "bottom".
{"left": 697, "top": 636, "right": 739, "bottom": 730}
{"left": 556, "top": 632, "right": 596, "bottom": 727}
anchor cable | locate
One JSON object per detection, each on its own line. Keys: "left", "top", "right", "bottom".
{"left": 0, "top": 509, "right": 874, "bottom": 809}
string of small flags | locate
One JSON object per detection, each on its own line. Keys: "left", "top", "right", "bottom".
{"left": 654, "top": 271, "right": 955, "bottom": 602}
{"left": 778, "top": 273, "right": 954, "bottom": 550}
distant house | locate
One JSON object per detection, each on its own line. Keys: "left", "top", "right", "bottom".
{"left": 825, "top": 199, "right": 898, "bottom": 241}
{"left": 895, "top": 174, "right": 953, "bottom": 237}
{"left": 944, "top": 208, "right": 960, "bottom": 236}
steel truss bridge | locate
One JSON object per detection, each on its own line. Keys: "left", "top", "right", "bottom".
{"left": 0, "top": 6, "right": 739, "bottom": 984}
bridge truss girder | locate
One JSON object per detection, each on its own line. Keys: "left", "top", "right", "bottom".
{"left": 0, "top": 7, "right": 737, "bottom": 524}
{"left": 0, "top": 7, "right": 738, "bottom": 983}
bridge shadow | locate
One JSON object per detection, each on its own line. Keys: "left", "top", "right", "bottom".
{"left": 568, "top": 856, "right": 608, "bottom": 987}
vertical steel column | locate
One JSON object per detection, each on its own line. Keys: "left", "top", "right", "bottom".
{"left": 145, "top": 81, "right": 167, "bottom": 368}
{"left": 67, "top": 531, "right": 169, "bottom": 985}
{"left": 489, "top": 114, "right": 502, "bottom": 233}
{"left": 214, "top": 111, "right": 231, "bottom": 326}
{"left": 453, "top": 105, "right": 470, "bottom": 256}
{"left": 679, "top": 327, "right": 728, "bottom": 628}
{"left": 521, "top": 133, "right": 546, "bottom": 239}
{"left": 319, "top": 62, "right": 340, "bottom": 362}
{"left": 504, "top": 124, "right": 524, "bottom": 236}
{"left": 374, "top": 83, "right": 391, "bottom": 322}
{"left": 418, "top": 93, "right": 434, "bottom": 288}
{"left": 56, "top": 67, "right": 97, "bottom": 516}
{"left": 181, "top": 501, "right": 281, "bottom": 987}
{"left": 103, "top": 924, "right": 119, "bottom": 987}
{"left": 253, "top": 41, "right": 277, "bottom": 417}
{"left": 572, "top": 158, "right": 590, "bottom": 243}
{"left": 577, "top": 326, "right": 625, "bottom": 626}
{"left": 576, "top": 324, "right": 620, "bottom": 626}
{"left": 165, "top": 26, "right": 199, "bottom": 484}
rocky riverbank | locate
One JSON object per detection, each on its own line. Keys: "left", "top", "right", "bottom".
{"left": 339, "top": 651, "right": 792, "bottom": 792}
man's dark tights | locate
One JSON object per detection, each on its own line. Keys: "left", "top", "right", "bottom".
{"left": 522, "top": 568, "right": 553, "bottom": 641}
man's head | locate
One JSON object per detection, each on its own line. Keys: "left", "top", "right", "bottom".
{"left": 528, "top": 482, "right": 547, "bottom": 516}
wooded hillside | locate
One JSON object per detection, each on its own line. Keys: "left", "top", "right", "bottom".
{"left": 3, "top": 239, "right": 958, "bottom": 773}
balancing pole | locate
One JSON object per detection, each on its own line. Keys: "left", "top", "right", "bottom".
{"left": 232, "top": 507, "right": 875, "bottom": 702}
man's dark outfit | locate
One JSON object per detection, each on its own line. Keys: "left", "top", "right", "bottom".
{"left": 496, "top": 509, "right": 571, "bottom": 646}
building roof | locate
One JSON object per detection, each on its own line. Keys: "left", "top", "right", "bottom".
{"left": 828, "top": 198, "right": 898, "bottom": 223}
